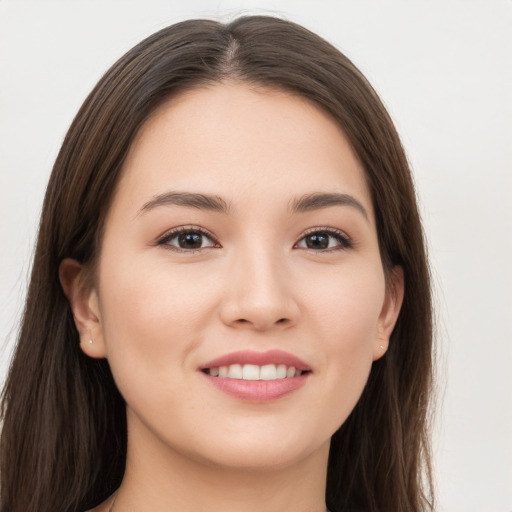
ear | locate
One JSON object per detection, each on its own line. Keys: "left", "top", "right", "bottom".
{"left": 373, "top": 266, "right": 404, "bottom": 361}
{"left": 59, "top": 258, "right": 107, "bottom": 358}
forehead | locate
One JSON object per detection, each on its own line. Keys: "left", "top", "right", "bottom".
{"left": 112, "top": 82, "right": 374, "bottom": 220}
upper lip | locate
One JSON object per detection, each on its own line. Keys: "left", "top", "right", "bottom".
{"left": 200, "top": 350, "right": 311, "bottom": 372}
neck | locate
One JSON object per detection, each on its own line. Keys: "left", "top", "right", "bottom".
{"left": 112, "top": 412, "right": 330, "bottom": 512}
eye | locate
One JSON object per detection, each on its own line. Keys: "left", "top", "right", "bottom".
{"left": 158, "top": 226, "right": 219, "bottom": 252}
{"left": 295, "top": 228, "right": 352, "bottom": 251}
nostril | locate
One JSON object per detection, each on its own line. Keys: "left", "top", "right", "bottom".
{"left": 227, "top": 316, "right": 294, "bottom": 330}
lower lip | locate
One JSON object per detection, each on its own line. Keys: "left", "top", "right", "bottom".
{"left": 201, "top": 373, "right": 309, "bottom": 402}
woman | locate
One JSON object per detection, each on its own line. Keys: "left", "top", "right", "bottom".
{"left": 0, "top": 15, "right": 434, "bottom": 512}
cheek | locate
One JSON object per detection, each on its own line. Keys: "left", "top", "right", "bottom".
{"left": 95, "top": 257, "right": 220, "bottom": 429}
{"left": 300, "top": 261, "right": 385, "bottom": 420}
{"left": 302, "top": 259, "right": 385, "bottom": 347}
{"left": 96, "top": 252, "right": 218, "bottom": 383}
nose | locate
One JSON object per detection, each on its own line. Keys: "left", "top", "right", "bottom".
{"left": 218, "top": 248, "right": 300, "bottom": 332}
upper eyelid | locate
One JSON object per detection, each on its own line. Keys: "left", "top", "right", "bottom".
{"left": 158, "top": 225, "right": 349, "bottom": 237}
{"left": 299, "top": 226, "right": 349, "bottom": 238}
{"left": 158, "top": 225, "right": 219, "bottom": 242}
{"left": 297, "top": 226, "right": 352, "bottom": 245}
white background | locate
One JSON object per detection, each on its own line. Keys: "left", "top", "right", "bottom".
{"left": 0, "top": 1, "right": 511, "bottom": 511}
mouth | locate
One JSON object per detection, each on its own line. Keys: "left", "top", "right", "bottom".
{"left": 202, "top": 364, "right": 310, "bottom": 380}
{"left": 199, "top": 350, "right": 312, "bottom": 401}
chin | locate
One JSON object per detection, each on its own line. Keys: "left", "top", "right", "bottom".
{"left": 185, "top": 427, "right": 330, "bottom": 473}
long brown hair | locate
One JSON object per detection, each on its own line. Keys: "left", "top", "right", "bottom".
{"left": 1, "top": 16, "right": 434, "bottom": 512}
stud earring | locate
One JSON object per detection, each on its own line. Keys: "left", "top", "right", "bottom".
{"left": 380, "top": 345, "right": 385, "bottom": 349}
{"left": 88, "top": 339, "right": 93, "bottom": 344}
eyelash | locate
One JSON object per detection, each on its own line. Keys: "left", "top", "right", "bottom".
{"left": 296, "top": 227, "right": 353, "bottom": 252}
{"left": 157, "top": 226, "right": 219, "bottom": 253}
{"left": 156, "top": 225, "right": 353, "bottom": 253}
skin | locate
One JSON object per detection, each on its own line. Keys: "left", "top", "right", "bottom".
{"left": 61, "top": 82, "right": 403, "bottom": 512}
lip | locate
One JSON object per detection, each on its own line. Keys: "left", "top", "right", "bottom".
{"left": 199, "top": 350, "right": 311, "bottom": 402}
{"left": 200, "top": 349, "right": 311, "bottom": 371}
{"left": 201, "top": 373, "right": 309, "bottom": 402}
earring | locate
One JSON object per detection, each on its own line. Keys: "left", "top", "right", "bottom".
{"left": 380, "top": 345, "right": 385, "bottom": 349}
{"left": 88, "top": 339, "right": 93, "bottom": 344}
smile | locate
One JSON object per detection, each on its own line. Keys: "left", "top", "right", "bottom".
{"left": 200, "top": 350, "right": 311, "bottom": 401}
{"left": 203, "top": 364, "right": 306, "bottom": 380}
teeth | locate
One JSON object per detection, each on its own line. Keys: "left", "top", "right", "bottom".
{"left": 286, "top": 366, "right": 296, "bottom": 378}
{"left": 260, "top": 364, "right": 277, "bottom": 380}
{"left": 227, "top": 364, "right": 243, "bottom": 379}
{"left": 206, "top": 363, "right": 306, "bottom": 380}
{"left": 242, "top": 364, "right": 260, "bottom": 380}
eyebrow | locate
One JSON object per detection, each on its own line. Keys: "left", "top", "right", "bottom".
{"left": 139, "top": 190, "right": 368, "bottom": 220}
{"left": 139, "top": 191, "right": 230, "bottom": 215}
{"left": 289, "top": 192, "right": 369, "bottom": 220}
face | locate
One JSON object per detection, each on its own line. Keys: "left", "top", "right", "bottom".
{"left": 67, "top": 83, "right": 402, "bottom": 472}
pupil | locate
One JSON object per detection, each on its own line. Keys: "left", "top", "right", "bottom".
{"left": 306, "top": 233, "right": 328, "bottom": 249}
{"left": 178, "top": 232, "right": 202, "bottom": 249}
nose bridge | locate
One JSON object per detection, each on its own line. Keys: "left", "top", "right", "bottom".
{"left": 220, "top": 240, "right": 298, "bottom": 330}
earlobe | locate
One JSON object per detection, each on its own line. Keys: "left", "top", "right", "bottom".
{"left": 59, "top": 258, "right": 108, "bottom": 358}
{"left": 373, "top": 266, "right": 404, "bottom": 361}
{"left": 79, "top": 334, "right": 106, "bottom": 359}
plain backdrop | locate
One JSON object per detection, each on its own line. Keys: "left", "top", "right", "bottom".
{"left": 1, "top": 1, "right": 511, "bottom": 511}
